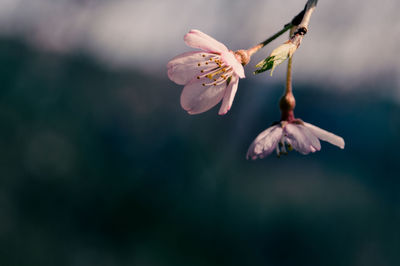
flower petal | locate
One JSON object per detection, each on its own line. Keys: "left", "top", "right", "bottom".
{"left": 167, "top": 51, "right": 216, "bottom": 85}
{"left": 218, "top": 75, "right": 239, "bottom": 115}
{"left": 285, "top": 123, "right": 321, "bottom": 155}
{"left": 246, "top": 125, "right": 283, "bottom": 159}
{"left": 180, "top": 76, "right": 228, "bottom": 115}
{"left": 184, "top": 29, "right": 229, "bottom": 54}
{"left": 303, "top": 122, "right": 345, "bottom": 149}
{"left": 221, "top": 51, "right": 245, "bottom": 78}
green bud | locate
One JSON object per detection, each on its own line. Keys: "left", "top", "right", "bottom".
{"left": 254, "top": 42, "right": 297, "bottom": 75}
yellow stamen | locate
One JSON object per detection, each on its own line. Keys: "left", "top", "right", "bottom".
{"left": 206, "top": 69, "right": 225, "bottom": 80}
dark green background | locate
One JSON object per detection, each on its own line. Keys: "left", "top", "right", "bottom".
{"left": 1, "top": 37, "right": 399, "bottom": 266}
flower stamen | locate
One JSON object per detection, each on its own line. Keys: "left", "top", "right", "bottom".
{"left": 287, "top": 143, "right": 293, "bottom": 151}
{"left": 202, "top": 77, "right": 231, "bottom": 87}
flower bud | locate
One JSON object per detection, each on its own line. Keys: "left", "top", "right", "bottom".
{"left": 254, "top": 41, "right": 297, "bottom": 75}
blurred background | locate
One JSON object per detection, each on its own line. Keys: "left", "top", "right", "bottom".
{"left": 1, "top": 0, "right": 400, "bottom": 265}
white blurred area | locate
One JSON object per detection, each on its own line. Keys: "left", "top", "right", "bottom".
{"left": 1, "top": 0, "right": 399, "bottom": 94}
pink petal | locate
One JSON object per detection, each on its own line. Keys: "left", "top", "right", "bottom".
{"left": 167, "top": 51, "right": 216, "bottom": 85}
{"left": 303, "top": 122, "right": 345, "bottom": 149}
{"left": 221, "top": 51, "right": 245, "bottom": 78}
{"left": 285, "top": 123, "right": 321, "bottom": 155}
{"left": 180, "top": 76, "right": 228, "bottom": 115}
{"left": 302, "top": 125, "right": 321, "bottom": 151}
{"left": 246, "top": 125, "right": 283, "bottom": 159}
{"left": 184, "top": 29, "right": 228, "bottom": 54}
{"left": 218, "top": 75, "right": 239, "bottom": 115}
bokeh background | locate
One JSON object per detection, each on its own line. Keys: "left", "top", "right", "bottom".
{"left": 1, "top": 0, "right": 400, "bottom": 265}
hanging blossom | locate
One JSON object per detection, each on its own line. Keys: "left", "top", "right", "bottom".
{"left": 167, "top": 30, "right": 245, "bottom": 115}
{"left": 246, "top": 119, "right": 345, "bottom": 159}
{"left": 247, "top": 44, "right": 344, "bottom": 159}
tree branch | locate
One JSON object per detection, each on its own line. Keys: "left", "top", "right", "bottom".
{"left": 290, "top": 0, "right": 318, "bottom": 48}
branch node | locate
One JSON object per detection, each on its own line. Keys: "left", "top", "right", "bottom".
{"left": 295, "top": 27, "right": 308, "bottom": 36}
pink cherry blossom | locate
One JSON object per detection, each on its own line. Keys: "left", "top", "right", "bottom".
{"left": 167, "top": 30, "right": 245, "bottom": 115}
{"left": 246, "top": 119, "right": 345, "bottom": 159}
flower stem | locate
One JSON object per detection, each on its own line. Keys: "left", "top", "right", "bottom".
{"left": 247, "top": 23, "right": 293, "bottom": 57}
{"left": 280, "top": 28, "right": 296, "bottom": 121}
{"left": 286, "top": 49, "right": 293, "bottom": 95}
{"left": 285, "top": 27, "right": 296, "bottom": 95}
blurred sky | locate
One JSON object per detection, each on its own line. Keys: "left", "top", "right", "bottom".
{"left": 1, "top": 0, "right": 399, "bottom": 98}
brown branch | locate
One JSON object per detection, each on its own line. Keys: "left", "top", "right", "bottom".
{"left": 290, "top": 0, "right": 318, "bottom": 48}
{"left": 246, "top": 0, "right": 318, "bottom": 58}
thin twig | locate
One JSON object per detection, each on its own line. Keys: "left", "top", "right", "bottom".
{"left": 290, "top": 0, "right": 318, "bottom": 47}
{"left": 285, "top": 28, "right": 295, "bottom": 94}
{"left": 247, "top": 0, "right": 317, "bottom": 61}
{"left": 247, "top": 23, "right": 292, "bottom": 57}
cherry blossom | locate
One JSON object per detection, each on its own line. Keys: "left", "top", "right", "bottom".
{"left": 246, "top": 119, "right": 345, "bottom": 159}
{"left": 167, "top": 30, "right": 245, "bottom": 115}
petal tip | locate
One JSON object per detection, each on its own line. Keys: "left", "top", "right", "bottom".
{"left": 186, "top": 109, "right": 201, "bottom": 115}
{"left": 339, "top": 139, "right": 345, "bottom": 149}
{"left": 218, "top": 107, "right": 230, "bottom": 116}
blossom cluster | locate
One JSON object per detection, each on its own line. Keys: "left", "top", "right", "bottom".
{"left": 167, "top": 25, "right": 344, "bottom": 159}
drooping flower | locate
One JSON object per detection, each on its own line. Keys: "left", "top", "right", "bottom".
{"left": 167, "top": 29, "right": 245, "bottom": 115}
{"left": 246, "top": 119, "right": 345, "bottom": 159}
